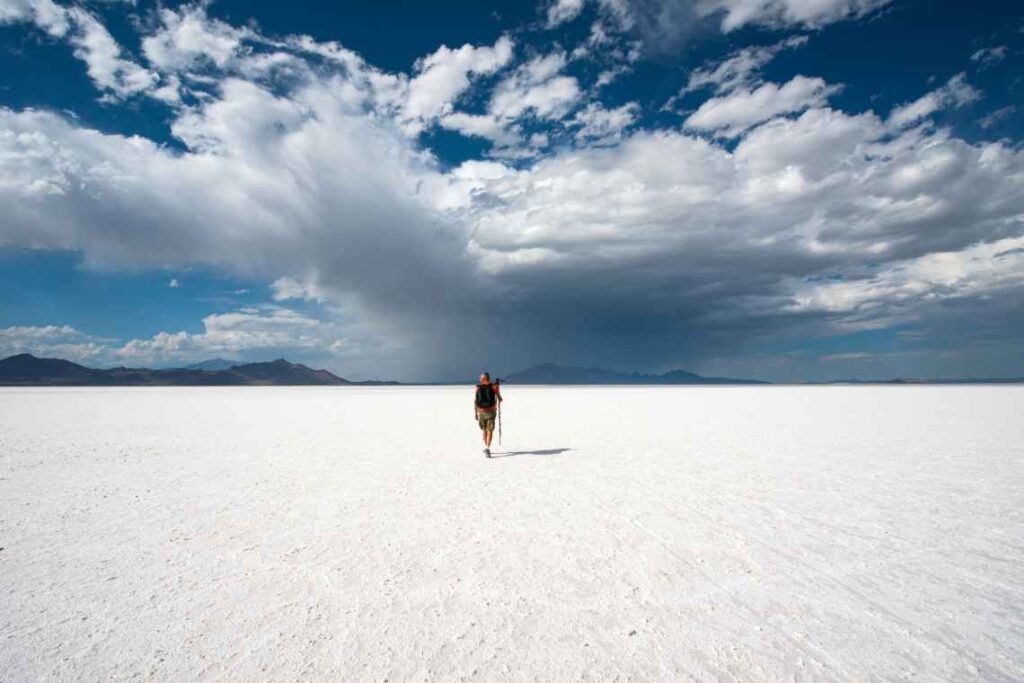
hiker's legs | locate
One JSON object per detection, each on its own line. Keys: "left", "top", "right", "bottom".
{"left": 478, "top": 411, "right": 495, "bottom": 447}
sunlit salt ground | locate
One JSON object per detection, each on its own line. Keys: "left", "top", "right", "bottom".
{"left": 1, "top": 386, "right": 1022, "bottom": 682}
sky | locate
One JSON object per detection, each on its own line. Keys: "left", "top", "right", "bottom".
{"left": 0, "top": 0, "right": 1022, "bottom": 382}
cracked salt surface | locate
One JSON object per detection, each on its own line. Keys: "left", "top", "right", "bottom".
{"left": 1, "top": 385, "right": 1022, "bottom": 681}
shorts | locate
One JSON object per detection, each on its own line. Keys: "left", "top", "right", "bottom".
{"left": 477, "top": 410, "right": 496, "bottom": 431}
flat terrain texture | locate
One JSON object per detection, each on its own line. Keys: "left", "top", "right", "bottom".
{"left": 1, "top": 386, "right": 1022, "bottom": 682}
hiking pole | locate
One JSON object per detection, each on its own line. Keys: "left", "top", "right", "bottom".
{"left": 496, "top": 378, "right": 502, "bottom": 446}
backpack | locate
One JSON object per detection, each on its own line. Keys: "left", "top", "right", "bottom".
{"left": 475, "top": 383, "right": 497, "bottom": 409}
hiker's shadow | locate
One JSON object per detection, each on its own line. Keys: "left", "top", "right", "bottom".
{"left": 490, "top": 448, "right": 572, "bottom": 458}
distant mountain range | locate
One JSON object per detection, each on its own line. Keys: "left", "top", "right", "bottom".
{"left": 502, "top": 363, "right": 767, "bottom": 385}
{"left": 819, "top": 377, "right": 1024, "bottom": 385}
{"left": 3, "top": 355, "right": 1021, "bottom": 387}
{"left": 181, "top": 358, "right": 241, "bottom": 371}
{"left": 0, "top": 354, "right": 398, "bottom": 386}
{"left": 499, "top": 363, "right": 1024, "bottom": 385}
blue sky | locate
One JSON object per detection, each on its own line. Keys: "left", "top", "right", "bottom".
{"left": 0, "top": 0, "right": 1022, "bottom": 381}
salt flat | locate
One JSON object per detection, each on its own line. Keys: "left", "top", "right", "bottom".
{"left": 1, "top": 385, "right": 1022, "bottom": 682}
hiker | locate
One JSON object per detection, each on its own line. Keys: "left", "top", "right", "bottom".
{"left": 474, "top": 372, "right": 502, "bottom": 457}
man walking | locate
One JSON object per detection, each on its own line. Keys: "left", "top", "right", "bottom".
{"left": 474, "top": 372, "right": 502, "bottom": 457}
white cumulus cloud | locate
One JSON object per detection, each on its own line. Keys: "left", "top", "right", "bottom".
{"left": 489, "top": 52, "right": 581, "bottom": 121}
{"left": 141, "top": 5, "right": 248, "bottom": 72}
{"left": 970, "top": 45, "right": 1007, "bottom": 68}
{"left": 681, "top": 35, "right": 808, "bottom": 96}
{"left": 685, "top": 75, "right": 840, "bottom": 137}
{"left": 570, "top": 102, "right": 639, "bottom": 144}
{"left": 401, "top": 35, "right": 514, "bottom": 127}
{"left": 700, "top": 0, "right": 894, "bottom": 32}
{"left": 0, "top": 0, "right": 70, "bottom": 37}
{"left": 0, "top": 324, "right": 110, "bottom": 362}
{"left": 887, "top": 73, "right": 981, "bottom": 129}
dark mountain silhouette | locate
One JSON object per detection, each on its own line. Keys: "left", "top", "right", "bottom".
{"left": 0, "top": 353, "right": 101, "bottom": 383}
{"left": 505, "top": 363, "right": 1024, "bottom": 385}
{"left": 227, "top": 359, "right": 352, "bottom": 385}
{"left": 5, "top": 354, "right": 1019, "bottom": 386}
{"left": 503, "top": 362, "right": 767, "bottom": 385}
{"left": 820, "top": 377, "right": 1024, "bottom": 385}
{"left": 0, "top": 354, "right": 396, "bottom": 386}
{"left": 181, "top": 359, "right": 240, "bottom": 371}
